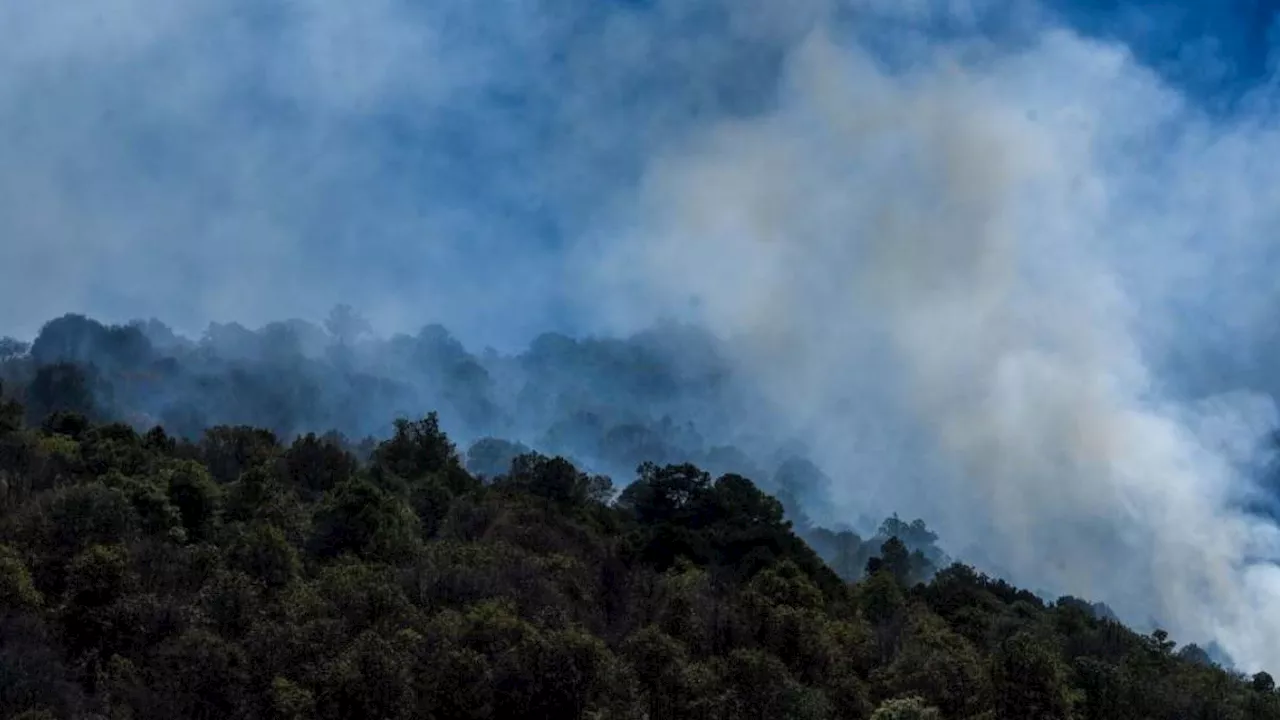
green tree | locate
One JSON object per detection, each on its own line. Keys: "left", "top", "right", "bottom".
{"left": 118, "top": 475, "right": 185, "bottom": 540}
{"left": 147, "top": 629, "right": 252, "bottom": 720}
{"left": 197, "top": 569, "right": 263, "bottom": 637}
{"left": 876, "top": 537, "right": 912, "bottom": 586}
{"left": 374, "top": 414, "right": 473, "bottom": 493}
{"left": 621, "top": 626, "right": 702, "bottom": 719}
{"left": 871, "top": 696, "right": 942, "bottom": 720}
{"left": 285, "top": 432, "right": 357, "bottom": 498}
{"left": 38, "top": 482, "right": 140, "bottom": 559}
{"left": 65, "top": 544, "right": 131, "bottom": 607}
{"left": 990, "top": 632, "right": 1074, "bottom": 720}
{"left": 502, "top": 453, "right": 613, "bottom": 507}
{"left": 0, "top": 544, "right": 42, "bottom": 611}
{"left": 228, "top": 523, "right": 300, "bottom": 589}
{"left": 0, "top": 380, "right": 23, "bottom": 435}
{"left": 309, "top": 478, "right": 421, "bottom": 561}
{"left": 883, "top": 609, "right": 988, "bottom": 718}
{"left": 268, "top": 677, "right": 316, "bottom": 720}
{"left": 200, "top": 425, "right": 279, "bottom": 484}
{"left": 25, "top": 363, "right": 100, "bottom": 423}
{"left": 616, "top": 463, "right": 713, "bottom": 526}
{"left": 721, "top": 649, "right": 807, "bottom": 720}
{"left": 165, "top": 461, "right": 221, "bottom": 542}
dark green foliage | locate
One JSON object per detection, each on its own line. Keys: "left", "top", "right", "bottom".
{"left": 990, "top": 631, "right": 1074, "bottom": 720}
{"left": 0, "top": 615, "right": 84, "bottom": 717}
{"left": 227, "top": 522, "right": 300, "bottom": 588}
{"left": 200, "top": 425, "right": 280, "bottom": 484}
{"left": 0, "top": 544, "right": 41, "bottom": 611}
{"left": 0, "top": 380, "right": 23, "bottom": 436}
{"left": 309, "top": 478, "right": 421, "bottom": 561}
{"left": 879, "top": 537, "right": 913, "bottom": 586}
{"left": 65, "top": 543, "right": 132, "bottom": 606}
{"left": 375, "top": 413, "right": 471, "bottom": 489}
{"left": 39, "top": 411, "right": 89, "bottom": 439}
{"left": 285, "top": 432, "right": 357, "bottom": 498}
{"left": 25, "top": 362, "right": 101, "bottom": 424}
{"left": 872, "top": 696, "right": 942, "bottom": 719}
{"left": 499, "top": 452, "right": 614, "bottom": 507}
{"left": 0, "top": 401, "right": 1272, "bottom": 720}
{"left": 165, "top": 461, "right": 221, "bottom": 542}
{"left": 18, "top": 482, "right": 140, "bottom": 566}
{"left": 30, "top": 314, "right": 153, "bottom": 371}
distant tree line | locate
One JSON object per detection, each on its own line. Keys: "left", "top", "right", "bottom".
{"left": 0, "top": 311, "right": 881, "bottom": 535}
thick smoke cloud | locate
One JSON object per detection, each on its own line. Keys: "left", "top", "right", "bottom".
{"left": 5, "top": 0, "right": 1280, "bottom": 672}
{"left": 578, "top": 6, "right": 1280, "bottom": 671}
{"left": 0, "top": 0, "right": 810, "bottom": 346}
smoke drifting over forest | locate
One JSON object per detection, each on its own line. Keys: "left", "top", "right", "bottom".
{"left": 5, "top": 0, "right": 1280, "bottom": 673}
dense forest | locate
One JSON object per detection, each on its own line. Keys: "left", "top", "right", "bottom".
{"left": 0, "top": 311, "right": 873, "bottom": 532}
{"left": 1, "top": 313, "right": 1279, "bottom": 718}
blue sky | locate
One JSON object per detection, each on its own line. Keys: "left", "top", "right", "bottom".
{"left": 1056, "top": 0, "right": 1279, "bottom": 94}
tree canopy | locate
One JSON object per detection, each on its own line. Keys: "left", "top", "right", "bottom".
{"left": 0, "top": 384, "right": 1274, "bottom": 719}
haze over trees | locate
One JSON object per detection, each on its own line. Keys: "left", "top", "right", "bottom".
{"left": 1, "top": 312, "right": 825, "bottom": 519}
{"left": 0, "top": 312, "right": 1278, "bottom": 718}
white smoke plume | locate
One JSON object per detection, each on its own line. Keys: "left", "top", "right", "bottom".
{"left": 579, "top": 21, "right": 1280, "bottom": 670}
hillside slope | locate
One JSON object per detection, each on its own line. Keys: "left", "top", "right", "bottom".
{"left": 0, "top": 390, "right": 1276, "bottom": 719}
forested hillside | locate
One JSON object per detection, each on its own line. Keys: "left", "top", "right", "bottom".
{"left": 7, "top": 0, "right": 1280, "bottom": 714}
{"left": 1, "top": 385, "right": 1277, "bottom": 718}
